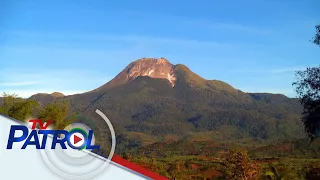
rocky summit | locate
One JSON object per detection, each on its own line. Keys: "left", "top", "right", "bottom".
{"left": 99, "top": 57, "right": 178, "bottom": 90}
{"left": 125, "top": 58, "right": 177, "bottom": 87}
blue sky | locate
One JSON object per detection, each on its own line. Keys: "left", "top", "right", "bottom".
{"left": 0, "top": 0, "right": 319, "bottom": 98}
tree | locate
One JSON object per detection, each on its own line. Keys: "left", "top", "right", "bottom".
{"left": 222, "top": 149, "right": 260, "bottom": 180}
{"left": 293, "top": 25, "right": 320, "bottom": 140}
{"left": 0, "top": 93, "right": 39, "bottom": 121}
{"left": 0, "top": 93, "right": 77, "bottom": 130}
{"left": 0, "top": 93, "right": 18, "bottom": 114}
{"left": 293, "top": 66, "right": 320, "bottom": 139}
{"left": 38, "top": 100, "right": 73, "bottom": 129}
{"left": 312, "top": 25, "right": 320, "bottom": 46}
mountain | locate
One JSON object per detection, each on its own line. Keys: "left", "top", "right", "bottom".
{"left": 91, "top": 57, "right": 177, "bottom": 92}
{"left": 30, "top": 58, "right": 305, "bottom": 149}
{"left": 30, "top": 92, "right": 65, "bottom": 106}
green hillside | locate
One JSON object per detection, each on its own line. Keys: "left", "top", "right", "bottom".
{"left": 29, "top": 60, "right": 305, "bottom": 151}
{"left": 3, "top": 58, "right": 319, "bottom": 179}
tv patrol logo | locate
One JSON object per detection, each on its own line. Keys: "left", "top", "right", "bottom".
{"left": 6, "top": 109, "right": 116, "bottom": 180}
{"left": 6, "top": 119, "right": 99, "bottom": 150}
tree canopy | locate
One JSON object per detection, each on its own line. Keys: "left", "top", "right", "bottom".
{"left": 0, "top": 93, "right": 39, "bottom": 121}
{"left": 293, "top": 25, "right": 320, "bottom": 139}
{"left": 38, "top": 100, "right": 73, "bottom": 129}
{"left": 313, "top": 25, "right": 320, "bottom": 46}
{"left": 0, "top": 93, "right": 73, "bottom": 129}
{"left": 293, "top": 67, "right": 320, "bottom": 139}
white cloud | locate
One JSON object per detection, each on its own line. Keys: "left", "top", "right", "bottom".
{"left": 0, "top": 69, "right": 111, "bottom": 98}
{"left": 268, "top": 66, "right": 312, "bottom": 74}
{"left": 3, "top": 30, "right": 235, "bottom": 49}
{"left": 209, "top": 22, "right": 271, "bottom": 35}
{"left": 0, "top": 81, "right": 40, "bottom": 87}
{"left": 119, "top": 10, "right": 271, "bottom": 35}
{"left": 233, "top": 66, "right": 313, "bottom": 75}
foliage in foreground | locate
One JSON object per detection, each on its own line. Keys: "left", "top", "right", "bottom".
{"left": 293, "top": 66, "right": 320, "bottom": 140}
{"left": 222, "top": 149, "right": 260, "bottom": 180}
{"left": 292, "top": 24, "right": 320, "bottom": 140}
{"left": 0, "top": 93, "right": 72, "bottom": 129}
{"left": 124, "top": 148, "right": 320, "bottom": 180}
{"left": 312, "top": 25, "right": 320, "bottom": 46}
{"left": 0, "top": 93, "right": 39, "bottom": 120}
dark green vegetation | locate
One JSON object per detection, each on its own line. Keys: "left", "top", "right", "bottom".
{"left": 0, "top": 93, "right": 39, "bottom": 120}
{"left": 292, "top": 24, "right": 320, "bottom": 141}
{"left": 293, "top": 66, "right": 320, "bottom": 140}
{"left": 0, "top": 93, "right": 73, "bottom": 128}
{"left": 312, "top": 25, "right": 320, "bottom": 46}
